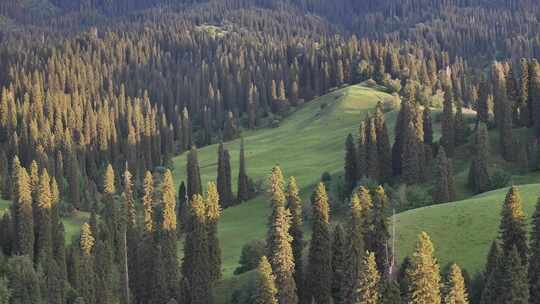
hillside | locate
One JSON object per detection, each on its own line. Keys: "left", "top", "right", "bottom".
{"left": 172, "top": 84, "right": 392, "bottom": 277}
{"left": 394, "top": 184, "right": 540, "bottom": 275}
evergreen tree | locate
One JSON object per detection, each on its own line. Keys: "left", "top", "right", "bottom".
{"left": 530, "top": 60, "right": 540, "bottom": 135}
{"left": 332, "top": 224, "right": 347, "bottom": 304}
{"left": 380, "top": 282, "right": 401, "bottom": 304}
{"left": 441, "top": 84, "right": 456, "bottom": 157}
{"left": 35, "top": 170, "right": 52, "bottom": 265}
{"left": 142, "top": 171, "right": 155, "bottom": 234}
{"left": 103, "top": 164, "right": 115, "bottom": 194}
{"left": 443, "top": 263, "right": 469, "bottom": 304}
{"left": 402, "top": 121, "right": 420, "bottom": 185}
{"left": 355, "top": 251, "right": 381, "bottom": 304}
{"left": 79, "top": 223, "right": 96, "bottom": 304}
{"left": 345, "top": 133, "right": 358, "bottom": 195}
{"left": 423, "top": 107, "right": 433, "bottom": 145}
{"left": 357, "top": 121, "right": 367, "bottom": 179}
{"left": 177, "top": 181, "right": 188, "bottom": 233}
{"left": 407, "top": 232, "right": 442, "bottom": 304}
{"left": 480, "top": 241, "right": 502, "bottom": 304}
{"left": 366, "top": 118, "right": 379, "bottom": 180}
{"left": 308, "top": 182, "right": 332, "bottom": 304}
{"left": 500, "top": 247, "right": 529, "bottom": 304}
{"left": 254, "top": 256, "right": 279, "bottom": 304}
{"left": 187, "top": 146, "right": 202, "bottom": 199}
{"left": 374, "top": 103, "right": 392, "bottom": 182}
{"left": 286, "top": 176, "right": 304, "bottom": 301}
{"left": 433, "top": 148, "right": 455, "bottom": 203}
{"left": 217, "top": 143, "right": 234, "bottom": 207}
{"left": 13, "top": 165, "right": 34, "bottom": 259}
{"left": 238, "top": 137, "right": 249, "bottom": 202}
{"left": 206, "top": 182, "right": 222, "bottom": 282}
{"left": 160, "top": 169, "right": 180, "bottom": 301}
{"left": 369, "top": 186, "right": 390, "bottom": 275}
{"left": 183, "top": 194, "right": 213, "bottom": 304}
{"left": 342, "top": 193, "right": 366, "bottom": 304}
{"left": 6, "top": 255, "right": 42, "bottom": 304}
{"left": 530, "top": 198, "right": 540, "bottom": 304}
{"left": 499, "top": 186, "right": 528, "bottom": 263}
{"left": 468, "top": 123, "right": 491, "bottom": 194}
{"left": 267, "top": 166, "right": 297, "bottom": 304}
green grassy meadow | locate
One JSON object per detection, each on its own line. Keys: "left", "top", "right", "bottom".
{"left": 394, "top": 184, "right": 540, "bottom": 274}
{"left": 172, "top": 84, "right": 391, "bottom": 301}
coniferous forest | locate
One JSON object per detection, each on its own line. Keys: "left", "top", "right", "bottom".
{"left": 1, "top": 0, "right": 540, "bottom": 303}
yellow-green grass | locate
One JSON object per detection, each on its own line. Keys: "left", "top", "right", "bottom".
{"left": 172, "top": 84, "right": 391, "bottom": 280}
{"left": 394, "top": 184, "right": 539, "bottom": 275}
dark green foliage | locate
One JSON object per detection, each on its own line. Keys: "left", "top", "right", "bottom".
{"left": 187, "top": 146, "right": 203, "bottom": 199}
{"left": 375, "top": 103, "right": 392, "bottom": 182}
{"left": 253, "top": 256, "right": 279, "bottom": 304}
{"left": 433, "top": 148, "right": 455, "bottom": 203}
{"left": 286, "top": 176, "right": 304, "bottom": 300}
{"left": 13, "top": 166, "right": 34, "bottom": 259}
{"left": 468, "top": 123, "right": 491, "bottom": 194}
{"left": 454, "top": 99, "right": 468, "bottom": 146}
{"left": 381, "top": 281, "right": 401, "bottom": 304}
{"left": 344, "top": 133, "right": 358, "bottom": 196}
{"left": 423, "top": 107, "right": 433, "bottom": 145}
{"left": 368, "top": 186, "right": 391, "bottom": 275}
{"left": 530, "top": 198, "right": 540, "bottom": 303}
{"left": 480, "top": 242, "right": 502, "bottom": 304}
{"left": 177, "top": 181, "right": 188, "bottom": 233}
{"left": 476, "top": 79, "right": 490, "bottom": 125}
{"left": 0, "top": 277, "right": 10, "bottom": 304}
{"left": 441, "top": 82, "right": 456, "bottom": 157}
{"left": 206, "top": 182, "right": 222, "bottom": 282}
{"left": 235, "top": 240, "right": 266, "bottom": 275}
{"left": 308, "top": 182, "right": 332, "bottom": 304}
{"left": 366, "top": 118, "right": 379, "bottom": 180}
{"left": 342, "top": 193, "right": 365, "bottom": 304}
{"left": 238, "top": 138, "right": 250, "bottom": 202}
{"left": 499, "top": 247, "right": 529, "bottom": 304}
{"left": 6, "top": 255, "right": 42, "bottom": 304}
{"left": 331, "top": 224, "right": 347, "bottom": 304}
{"left": 499, "top": 186, "right": 528, "bottom": 263}
{"left": 182, "top": 194, "right": 213, "bottom": 304}
{"left": 402, "top": 121, "right": 420, "bottom": 185}
{"left": 217, "top": 143, "right": 234, "bottom": 208}
{"left": 357, "top": 121, "right": 368, "bottom": 180}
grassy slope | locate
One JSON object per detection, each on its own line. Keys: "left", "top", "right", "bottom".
{"left": 395, "top": 184, "right": 539, "bottom": 275}
{"left": 172, "top": 85, "right": 391, "bottom": 294}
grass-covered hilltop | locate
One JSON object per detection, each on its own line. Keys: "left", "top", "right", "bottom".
{"left": 2, "top": 0, "right": 540, "bottom": 303}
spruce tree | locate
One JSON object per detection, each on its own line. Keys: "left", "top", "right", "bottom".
{"left": 441, "top": 84, "right": 455, "bottom": 157}
{"left": 500, "top": 247, "right": 529, "bottom": 304}
{"left": 454, "top": 100, "right": 468, "bottom": 147}
{"left": 308, "top": 182, "right": 332, "bottom": 304}
{"left": 332, "top": 224, "right": 347, "bottom": 304}
{"left": 142, "top": 171, "right": 154, "bottom": 234}
{"left": 6, "top": 256, "right": 42, "bottom": 304}
{"left": 480, "top": 241, "right": 502, "bottom": 304}
{"left": 187, "top": 146, "right": 202, "bottom": 199}
{"left": 468, "top": 123, "right": 491, "bottom": 194}
{"left": 366, "top": 118, "right": 379, "bottom": 180}
{"left": 355, "top": 251, "right": 381, "bottom": 304}
{"left": 423, "top": 107, "right": 433, "bottom": 145}
{"left": 374, "top": 103, "right": 392, "bottom": 182}
{"left": 286, "top": 176, "right": 304, "bottom": 300}
{"left": 345, "top": 133, "right": 358, "bottom": 195}
{"left": 79, "top": 223, "right": 96, "bottom": 304}
{"left": 530, "top": 60, "right": 540, "bottom": 135}
{"left": 13, "top": 165, "right": 34, "bottom": 259}
{"left": 206, "top": 182, "right": 222, "bottom": 282}
{"left": 238, "top": 137, "right": 249, "bottom": 202}
{"left": 217, "top": 143, "right": 234, "bottom": 207}
{"left": 177, "top": 181, "right": 188, "bottom": 233}
{"left": 160, "top": 169, "right": 180, "bottom": 301}
{"left": 407, "top": 232, "right": 441, "bottom": 304}
{"left": 433, "top": 148, "right": 455, "bottom": 203}
{"left": 35, "top": 170, "right": 52, "bottom": 266}
{"left": 254, "top": 256, "right": 279, "bottom": 304}
{"left": 183, "top": 194, "right": 213, "bottom": 304}
{"left": 443, "top": 263, "right": 469, "bottom": 304}
{"left": 381, "top": 282, "right": 401, "bottom": 304}
{"left": 369, "top": 186, "right": 390, "bottom": 275}
{"left": 530, "top": 198, "right": 540, "bottom": 304}
{"left": 342, "top": 193, "right": 366, "bottom": 304}
{"left": 267, "top": 166, "right": 297, "bottom": 304}
{"left": 402, "top": 120, "right": 420, "bottom": 185}
{"left": 499, "top": 186, "right": 528, "bottom": 263}
{"left": 357, "top": 121, "right": 367, "bottom": 179}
